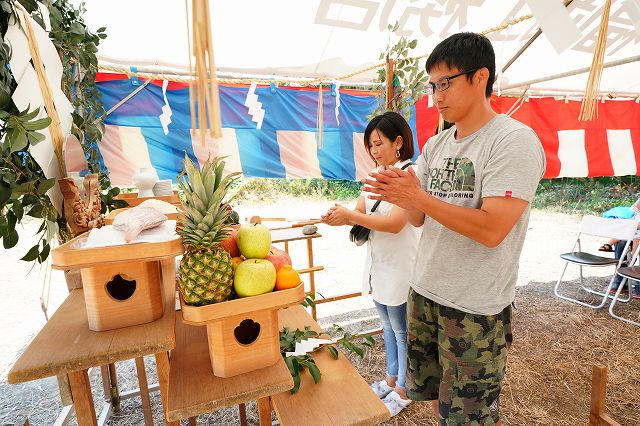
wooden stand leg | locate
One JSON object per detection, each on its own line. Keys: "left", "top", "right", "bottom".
{"left": 68, "top": 369, "right": 97, "bottom": 426}
{"left": 108, "top": 363, "right": 120, "bottom": 412}
{"left": 257, "top": 397, "right": 271, "bottom": 426}
{"left": 134, "top": 357, "right": 154, "bottom": 426}
{"left": 57, "top": 374, "right": 73, "bottom": 406}
{"left": 589, "top": 365, "right": 621, "bottom": 426}
{"left": 188, "top": 417, "right": 197, "bottom": 425}
{"left": 590, "top": 365, "right": 607, "bottom": 425}
{"left": 99, "top": 366, "right": 111, "bottom": 402}
{"left": 155, "top": 351, "right": 179, "bottom": 426}
{"left": 306, "top": 239, "right": 317, "bottom": 320}
{"left": 238, "top": 403, "right": 248, "bottom": 426}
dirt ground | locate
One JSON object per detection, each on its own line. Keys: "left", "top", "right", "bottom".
{"left": 1, "top": 198, "right": 638, "bottom": 425}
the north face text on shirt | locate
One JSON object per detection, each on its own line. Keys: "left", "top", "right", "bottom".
{"left": 427, "top": 157, "right": 476, "bottom": 199}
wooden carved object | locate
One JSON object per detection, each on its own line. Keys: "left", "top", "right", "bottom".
{"left": 59, "top": 173, "right": 105, "bottom": 237}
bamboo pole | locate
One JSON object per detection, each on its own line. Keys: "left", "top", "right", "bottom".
{"left": 189, "top": 0, "right": 223, "bottom": 146}
{"left": 204, "top": 0, "right": 222, "bottom": 139}
{"left": 579, "top": 0, "right": 612, "bottom": 122}
{"left": 385, "top": 58, "right": 395, "bottom": 110}
{"left": 19, "top": 8, "right": 66, "bottom": 177}
{"left": 437, "top": 114, "right": 444, "bottom": 134}
{"left": 193, "top": 2, "right": 207, "bottom": 146}
{"left": 194, "top": 0, "right": 212, "bottom": 134}
{"left": 185, "top": 0, "right": 196, "bottom": 135}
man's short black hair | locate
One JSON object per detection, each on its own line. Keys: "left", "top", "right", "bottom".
{"left": 425, "top": 32, "right": 495, "bottom": 98}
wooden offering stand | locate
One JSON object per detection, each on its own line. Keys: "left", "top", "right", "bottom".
{"left": 52, "top": 233, "right": 183, "bottom": 331}
{"left": 180, "top": 283, "right": 305, "bottom": 378}
{"left": 115, "top": 190, "right": 181, "bottom": 207}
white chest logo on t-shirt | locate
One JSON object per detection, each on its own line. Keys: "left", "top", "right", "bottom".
{"left": 427, "top": 157, "right": 475, "bottom": 199}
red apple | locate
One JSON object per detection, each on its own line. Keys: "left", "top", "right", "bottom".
{"left": 264, "top": 246, "right": 292, "bottom": 272}
{"left": 220, "top": 226, "right": 241, "bottom": 258}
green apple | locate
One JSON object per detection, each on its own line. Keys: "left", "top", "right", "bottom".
{"left": 234, "top": 259, "right": 276, "bottom": 297}
{"left": 237, "top": 223, "right": 272, "bottom": 259}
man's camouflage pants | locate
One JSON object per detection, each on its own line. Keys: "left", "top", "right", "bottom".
{"left": 406, "top": 288, "right": 512, "bottom": 425}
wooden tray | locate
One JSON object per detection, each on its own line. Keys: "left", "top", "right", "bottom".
{"left": 271, "top": 227, "right": 321, "bottom": 243}
{"left": 51, "top": 231, "right": 184, "bottom": 270}
{"left": 104, "top": 207, "right": 181, "bottom": 225}
{"left": 115, "top": 190, "right": 181, "bottom": 207}
{"left": 259, "top": 218, "right": 321, "bottom": 231}
{"left": 180, "top": 283, "right": 305, "bottom": 325}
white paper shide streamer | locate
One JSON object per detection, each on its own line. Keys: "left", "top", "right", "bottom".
{"left": 6, "top": 9, "right": 73, "bottom": 213}
{"left": 160, "top": 80, "right": 173, "bottom": 135}
{"left": 285, "top": 337, "right": 337, "bottom": 357}
{"left": 244, "top": 82, "right": 265, "bottom": 130}
{"left": 334, "top": 82, "right": 341, "bottom": 125}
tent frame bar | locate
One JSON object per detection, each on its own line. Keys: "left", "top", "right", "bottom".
{"left": 502, "top": 0, "right": 574, "bottom": 74}
{"left": 502, "top": 29, "right": 542, "bottom": 74}
{"left": 502, "top": 55, "right": 640, "bottom": 90}
{"left": 98, "top": 60, "right": 381, "bottom": 88}
{"left": 499, "top": 88, "right": 640, "bottom": 99}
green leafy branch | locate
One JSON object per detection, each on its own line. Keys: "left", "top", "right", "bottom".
{"left": 280, "top": 325, "right": 375, "bottom": 394}
{"left": 328, "top": 325, "right": 375, "bottom": 358}
{"left": 300, "top": 291, "right": 325, "bottom": 308}
{"left": 0, "top": 0, "right": 116, "bottom": 263}
{"left": 369, "top": 22, "right": 428, "bottom": 121}
{"left": 0, "top": 101, "right": 61, "bottom": 260}
{"left": 0, "top": 1, "right": 63, "bottom": 262}
{"left": 49, "top": 0, "right": 123, "bottom": 214}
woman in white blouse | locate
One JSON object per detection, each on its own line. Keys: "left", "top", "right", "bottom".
{"left": 321, "top": 112, "right": 419, "bottom": 417}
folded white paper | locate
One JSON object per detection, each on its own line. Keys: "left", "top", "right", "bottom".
{"left": 525, "top": 0, "right": 582, "bottom": 54}
{"left": 160, "top": 80, "right": 173, "bottom": 135}
{"left": 83, "top": 220, "right": 178, "bottom": 248}
{"left": 285, "top": 337, "right": 336, "bottom": 357}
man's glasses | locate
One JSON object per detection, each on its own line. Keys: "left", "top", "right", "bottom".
{"left": 425, "top": 68, "right": 480, "bottom": 96}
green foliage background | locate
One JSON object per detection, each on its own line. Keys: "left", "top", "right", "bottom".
{"left": 231, "top": 176, "right": 639, "bottom": 216}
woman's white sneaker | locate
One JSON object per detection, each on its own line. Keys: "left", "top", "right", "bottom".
{"left": 382, "top": 391, "right": 412, "bottom": 417}
{"left": 370, "top": 379, "right": 394, "bottom": 398}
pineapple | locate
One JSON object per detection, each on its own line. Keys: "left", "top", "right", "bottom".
{"left": 176, "top": 156, "right": 240, "bottom": 305}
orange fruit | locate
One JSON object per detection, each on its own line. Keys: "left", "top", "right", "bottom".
{"left": 275, "top": 265, "right": 301, "bottom": 291}
{"left": 231, "top": 257, "right": 244, "bottom": 271}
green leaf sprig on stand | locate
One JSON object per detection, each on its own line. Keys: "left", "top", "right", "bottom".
{"left": 369, "top": 22, "right": 429, "bottom": 121}
{"left": 279, "top": 325, "right": 375, "bottom": 394}
{"left": 300, "top": 291, "right": 325, "bottom": 308}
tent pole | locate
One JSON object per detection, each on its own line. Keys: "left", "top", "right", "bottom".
{"left": 100, "top": 79, "right": 151, "bottom": 120}
{"left": 501, "top": 55, "right": 640, "bottom": 90}
{"left": 499, "top": 88, "right": 640, "bottom": 98}
{"left": 502, "top": 0, "right": 574, "bottom": 74}
{"left": 502, "top": 29, "right": 541, "bottom": 73}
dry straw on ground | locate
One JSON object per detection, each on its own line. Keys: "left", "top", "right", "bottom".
{"left": 345, "top": 278, "right": 640, "bottom": 426}
{"left": 1, "top": 277, "right": 638, "bottom": 425}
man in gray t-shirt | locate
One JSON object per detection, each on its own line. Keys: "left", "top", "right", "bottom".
{"left": 413, "top": 114, "right": 544, "bottom": 315}
{"left": 363, "top": 33, "right": 545, "bottom": 425}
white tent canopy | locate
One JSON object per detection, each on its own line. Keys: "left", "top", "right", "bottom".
{"left": 76, "top": 0, "right": 640, "bottom": 96}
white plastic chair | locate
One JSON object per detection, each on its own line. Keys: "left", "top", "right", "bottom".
{"left": 554, "top": 215, "right": 639, "bottom": 309}
{"left": 609, "top": 236, "right": 640, "bottom": 326}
